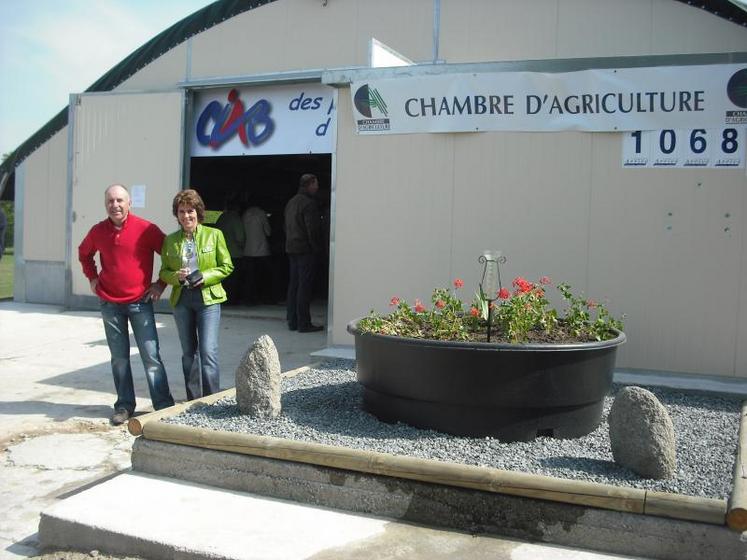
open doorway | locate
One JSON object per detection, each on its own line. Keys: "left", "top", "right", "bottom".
{"left": 189, "top": 153, "right": 332, "bottom": 314}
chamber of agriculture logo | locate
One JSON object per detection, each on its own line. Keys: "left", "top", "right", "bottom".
{"left": 353, "top": 84, "right": 390, "bottom": 131}
{"left": 725, "top": 68, "right": 747, "bottom": 124}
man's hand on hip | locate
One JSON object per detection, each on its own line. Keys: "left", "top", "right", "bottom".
{"left": 146, "top": 282, "right": 165, "bottom": 302}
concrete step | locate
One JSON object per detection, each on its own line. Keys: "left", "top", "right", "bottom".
{"left": 39, "top": 471, "right": 646, "bottom": 560}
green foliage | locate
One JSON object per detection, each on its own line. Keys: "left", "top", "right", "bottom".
{"left": 0, "top": 250, "right": 14, "bottom": 299}
{"left": 0, "top": 201, "right": 13, "bottom": 248}
{"left": 358, "top": 276, "right": 624, "bottom": 344}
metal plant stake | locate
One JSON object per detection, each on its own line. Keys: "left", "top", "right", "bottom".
{"left": 479, "top": 251, "right": 506, "bottom": 342}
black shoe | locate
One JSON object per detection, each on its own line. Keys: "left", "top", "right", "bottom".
{"left": 110, "top": 409, "right": 131, "bottom": 426}
{"left": 298, "top": 324, "right": 324, "bottom": 333}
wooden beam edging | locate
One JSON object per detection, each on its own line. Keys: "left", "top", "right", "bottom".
{"left": 127, "top": 365, "right": 312, "bottom": 436}
{"left": 128, "top": 388, "right": 237, "bottom": 436}
{"left": 727, "top": 400, "right": 747, "bottom": 531}
{"left": 139, "top": 420, "right": 726, "bottom": 525}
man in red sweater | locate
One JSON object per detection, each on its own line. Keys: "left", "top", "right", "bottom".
{"left": 78, "top": 184, "right": 174, "bottom": 425}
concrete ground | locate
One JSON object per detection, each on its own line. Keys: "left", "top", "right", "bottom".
{"left": 0, "top": 301, "right": 648, "bottom": 560}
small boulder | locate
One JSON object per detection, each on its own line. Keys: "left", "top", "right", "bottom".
{"left": 235, "top": 334, "right": 281, "bottom": 417}
{"left": 608, "top": 386, "right": 676, "bottom": 479}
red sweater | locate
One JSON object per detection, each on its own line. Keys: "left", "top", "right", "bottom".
{"left": 78, "top": 213, "right": 165, "bottom": 304}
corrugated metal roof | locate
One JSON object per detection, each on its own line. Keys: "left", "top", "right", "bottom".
{"left": 0, "top": 0, "right": 745, "bottom": 183}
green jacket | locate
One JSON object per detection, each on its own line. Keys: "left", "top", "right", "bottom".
{"left": 159, "top": 225, "right": 234, "bottom": 307}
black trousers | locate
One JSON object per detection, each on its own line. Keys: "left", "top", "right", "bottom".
{"left": 286, "top": 253, "right": 316, "bottom": 329}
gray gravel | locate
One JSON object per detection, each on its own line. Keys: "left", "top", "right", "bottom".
{"left": 164, "top": 359, "right": 741, "bottom": 500}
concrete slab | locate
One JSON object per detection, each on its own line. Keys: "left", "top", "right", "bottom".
{"left": 129, "top": 438, "right": 744, "bottom": 560}
{"left": 39, "top": 472, "right": 646, "bottom": 560}
{"left": 0, "top": 301, "right": 326, "bottom": 558}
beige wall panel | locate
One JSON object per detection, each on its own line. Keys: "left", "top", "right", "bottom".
{"left": 22, "top": 128, "right": 68, "bottom": 261}
{"left": 190, "top": 1, "right": 293, "bottom": 77}
{"left": 449, "top": 131, "right": 592, "bottom": 298}
{"left": 70, "top": 92, "right": 183, "bottom": 297}
{"left": 651, "top": 0, "right": 747, "bottom": 53}
{"left": 556, "top": 0, "right": 654, "bottom": 58}
{"left": 440, "top": 0, "right": 559, "bottom": 63}
{"left": 737, "top": 175, "right": 747, "bottom": 377}
{"left": 332, "top": 94, "right": 454, "bottom": 345}
{"left": 353, "top": 0, "right": 433, "bottom": 64}
{"left": 587, "top": 134, "right": 744, "bottom": 376}
{"left": 190, "top": 0, "right": 360, "bottom": 78}
{"left": 116, "top": 43, "right": 189, "bottom": 92}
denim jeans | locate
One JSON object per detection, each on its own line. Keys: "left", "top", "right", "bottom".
{"left": 100, "top": 298, "right": 175, "bottom": 414}
{"left": 173, "top": 287, "right": 221, "bottom": 400}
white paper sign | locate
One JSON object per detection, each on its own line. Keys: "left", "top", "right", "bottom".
{"left": 130, "top": 184, "right": 146, "bottom": 207}
{"left": 621, "top": 128, "right": 745, "bottom": 168}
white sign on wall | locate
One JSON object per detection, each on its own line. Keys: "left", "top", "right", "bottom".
{"left": 351, "top": 64, "right": 747, "bottom": 135}
{"left": 191, "top": 83, "right": 337, "bottom": 156}
{"left": 621, "top": 127, "right": 745, "bottom": 168}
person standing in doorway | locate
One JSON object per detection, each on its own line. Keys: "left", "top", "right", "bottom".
{"left": 215, "top": 195, "right": 245, "bottom": 305}
{"left": 78, "top": 184, "right": 175, "bottom": 425}
{"left": 241, "top": 199, "right": 271, "bottom": 305}
{"left": 160, "top": 189, "right": 233, "bottom": 400}
{"left": 284, "top": 173, "right": 323, "bottom": 333}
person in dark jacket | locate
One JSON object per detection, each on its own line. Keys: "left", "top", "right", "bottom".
{"left": 284, "top": 173, "right": 323, "bottom": 332}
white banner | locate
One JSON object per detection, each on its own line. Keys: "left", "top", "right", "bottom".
{"left": 622, "top": 127, "right": 745, "bottom": 169}
{"left": 191, "top": 84, "right": 337, "bottom": 156}
{"left": 351, "top": 64, "right": 747, "bottom": 135}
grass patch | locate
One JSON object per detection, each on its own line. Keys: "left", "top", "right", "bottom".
{"left": 0, "top": 249, "right": 14, "bottom": 299}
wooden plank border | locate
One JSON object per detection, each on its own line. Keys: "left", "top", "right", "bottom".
{"left": 131, "top": 393, "right": 727, "bottom": 526}
{"left": 727, "top": 400, "right": 747, "bottom": 531}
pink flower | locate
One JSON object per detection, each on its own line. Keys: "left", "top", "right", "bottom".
{"left": 498, "top": 287, "right": 510, "bottom": 299}
{"left": 389, "top": 297, "right": 400, "bottom": 307}
{"left": 453, "top": 278, "right": 464, "bottom": 289}
{"left": 470, "top": 307, "right": 479, "bottom": 317}
{"left": 435, "top": 299, "right": 446, "bottom": 309}
{"left": 586, "top": 299, "right": 598, "bottom": 309}
{"left": 414, "top": 299, "right": 426, "bottom": 313}
{"left": 540, "top": 276, "right": 551, "bottom": 285}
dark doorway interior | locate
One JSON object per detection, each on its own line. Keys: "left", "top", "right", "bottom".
{"left": 189, "top": 153, "right": 332, "bottom": 307}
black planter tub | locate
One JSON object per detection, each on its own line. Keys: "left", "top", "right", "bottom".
{"left": 347, "top": 319, "right": 626, "bottom": 442}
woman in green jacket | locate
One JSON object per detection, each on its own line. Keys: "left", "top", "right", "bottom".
{"left": 160, "top": 189, "right": 233, "bottom": 400}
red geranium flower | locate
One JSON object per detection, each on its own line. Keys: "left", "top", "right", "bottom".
{"left": 540, "top": 276, "right": 551, "bottom": 285}
{"left": 587, "top": 299, "right": 598, "bottom": 309}
{"left": 470, "top": 306, "right": 479, "bottom": 317}
{"left": 414, "top": 299, "right": 426, "bottom": 313}
{"left": 498, "top": 287, "right": 510, "bottom": 299}
{"left": 512, "top": 276, "right": 533, "bottom": 293}
{"left": 389, "top": 296, "right": 400, "bottom": 307}
{"left": 435, "top": 299, "right": 445, "bottom": 309}
{"left": 453, "top": 278, "right": 464, "bottom": 289}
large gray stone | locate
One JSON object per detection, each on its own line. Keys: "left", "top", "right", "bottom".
{"left": 235, "top": 335, "right": 281, "bottom": 417}
{"left": 608, "top": 386, "right": 676, "bottom": 479}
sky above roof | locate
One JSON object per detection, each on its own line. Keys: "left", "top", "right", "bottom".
{"left": 0, "top": 0, "right": 216, "bottom": 158}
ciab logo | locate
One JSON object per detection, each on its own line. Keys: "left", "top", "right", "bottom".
{"left": 353, "top": 84, "right": 388, "bottom": 118}
{"left": 195, "top": 89, "right": 275, "bottom": 149}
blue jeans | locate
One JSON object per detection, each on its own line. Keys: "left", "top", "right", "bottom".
{"left": 173, "top": 288, "right": 221, "bottom": 400}
{"left": 100, "top": 298, "right": 174, "bottom": 414}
